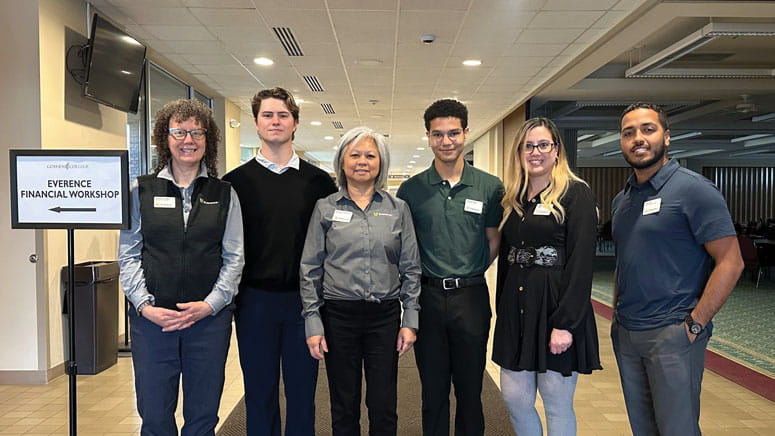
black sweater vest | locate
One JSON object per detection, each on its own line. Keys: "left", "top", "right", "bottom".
{"left": 223, "top": 159, "right": 336, "bottom": 292}
{"left": 138, "top": 175, "right": 231, "bottom": 309}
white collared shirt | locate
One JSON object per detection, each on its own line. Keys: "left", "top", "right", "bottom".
{"left": 255, "top": 148, "right": 300, "bottom": 174}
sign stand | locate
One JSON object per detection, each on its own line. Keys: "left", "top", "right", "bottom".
{"left": 66, "top": 228, "right": 77, "bottom": 436}
{"left": 9, "top": 150, "right": 130, "bottom": 436}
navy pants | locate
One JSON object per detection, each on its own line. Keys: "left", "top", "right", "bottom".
{"left": 235, "top": 288, "right": 318, "bottom": 436}
{"left": 130, "top": 304, "right": 233, "bottom": 436}
{"left": 322, "top": 299, "right": 401, "bottom": 436}
{"left": 611, "top": 319, "right": 710, "bottom": 436}
{"left": 414, "top": 282, "right": 492, "bottom": 436}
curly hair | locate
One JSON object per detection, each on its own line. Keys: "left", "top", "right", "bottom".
{"left": 423, "top": 99, "right": 468, "bottom": 131}
{"left": 152, "top": 99, "right": 221, "bottom": 177}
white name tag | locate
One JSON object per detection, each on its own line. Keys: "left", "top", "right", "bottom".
{"left": 332, "top": 209, "right": 353, "bottom": 223}
{"left": 153, "top": 196, "right": 176, "bottom": 208}
{"left": 642, "top": 198, "right": 661, "bottom": 215}
{"left": 533, "top": 203, "right": 551, "bottom": 216}
{"left": 464, "top": 199, "right": 483, "bottom": 214}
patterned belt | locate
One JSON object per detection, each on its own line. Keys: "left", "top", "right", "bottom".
{"left": 507, "top": 246, "right": 564, "bottom": 267}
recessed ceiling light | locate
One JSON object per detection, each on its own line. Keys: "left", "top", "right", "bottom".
{"left": 296, "top": 98, "right": 305, "bottom": 103}
{"left": 253, "top": 57, "right": 274, "bottom": 66}
{"left": 417, "top": 147, "right": 425, "bottom": 151}
{"left": 332, "top": 146, "right": 338, "bottom": 150}
{"left": 407, "top": 165, "right": 414, "bottom": 168}
{"left": 310, "top": 121, "right": 322, "bottom": 126}
{"left": 409, "top": 161, "right": 416, "bottom": 164}
{"left": 412, "top": 155, "right": 420, "bottom": 158}
{"left": 462, "top": 59, "right": 482, "bottom": 66}
{"left": 324, "top": 136, "right": 334, "bottom": 140}
{"left": 422, "top": 136, "right": 428, "bottom": 141}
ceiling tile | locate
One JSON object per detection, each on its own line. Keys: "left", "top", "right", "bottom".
{"left": 517, "top": 28, "right": 586, "bottom": 44}
{"left": 114, "top": 7, "right": 198, "bottom": 25}
{"left": 189, "top": 8, "right": 262, "bottom": 26}
{"left": 143, "top": 25, "right": 216, "bottom": 41}
{"left": 530, "top": 11, "right": 605, "bottom": 29}
{"left": 542, "top": 0, "right": 618, "bottom": 11}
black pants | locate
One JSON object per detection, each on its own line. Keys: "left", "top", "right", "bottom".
{"left": 322, "top": 299, "right": 401, "bottom": 436}
{"left": 415, "top": 282, "right": 491, "bottom": 436}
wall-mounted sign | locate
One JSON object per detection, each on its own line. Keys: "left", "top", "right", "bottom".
{"left": 9, "top": 150, "right": 129, "bottom": 229}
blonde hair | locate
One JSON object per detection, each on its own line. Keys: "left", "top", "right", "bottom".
{"left": 501, "top": 117, "right": 586, "bottom": 229}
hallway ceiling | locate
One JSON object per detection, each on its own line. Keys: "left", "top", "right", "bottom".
{"left": 88, "top": 0, "right": 775, "bottom": 172}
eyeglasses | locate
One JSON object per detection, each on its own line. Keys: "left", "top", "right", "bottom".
{"left": 523, "top": 142, "right": 556, "bottom": 153}
{"left": 429, "top": 129, "right": 464, "bottom": 142}
{"left": 169, "top": 128, "right": 206, "bottom": 140}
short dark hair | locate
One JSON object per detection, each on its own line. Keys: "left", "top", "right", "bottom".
{"left": 620, "top": 102, "right": 670, "bottom": 131}
{"left": 152, "top": 99, "right": 220, "bottom": 177}
{"left": 251, "top": 87, "right": 300, "bottom": 123}
{"left": 423, "top": 99, "right": 468, "bottom": 131}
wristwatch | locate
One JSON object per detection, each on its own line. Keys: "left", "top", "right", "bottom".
{"left": 136, "top": 300, "right": 153, "bottom": 317}
{"left": 684, "top": 314, "right": 703, "bottom": 335}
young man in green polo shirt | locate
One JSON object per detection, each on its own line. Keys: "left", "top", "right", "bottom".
{"left": 397, "top": 99, "right": 504, "bottom": 436}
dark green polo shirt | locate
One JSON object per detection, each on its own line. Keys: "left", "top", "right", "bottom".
{"left": 397, "top": 161, "right": 504, "bottom": 278}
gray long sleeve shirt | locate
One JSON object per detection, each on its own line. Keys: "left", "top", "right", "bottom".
{"left": 299, "top": 189, "right": 421, "bottom": 338}
{"left": 118, "top": 165, "right": 244, "bottom": 315}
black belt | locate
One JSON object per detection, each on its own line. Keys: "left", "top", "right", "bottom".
{"left": 421, "top": 275, "right": 486, "bottom": 290}
{"left": 507, "top": 245, "right": 564, "bottom": 267}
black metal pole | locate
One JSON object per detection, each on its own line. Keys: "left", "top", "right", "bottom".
{"left": 67, "top": 228, "right": 77, "bottom": 436}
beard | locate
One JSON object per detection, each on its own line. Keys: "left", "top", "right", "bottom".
{"left": 623, "top": 141, "right": 666, "bottom": 170}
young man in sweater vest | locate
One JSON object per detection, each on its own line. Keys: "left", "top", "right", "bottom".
{"left": 224, "top": 87, "right": 337, "bottom": 435}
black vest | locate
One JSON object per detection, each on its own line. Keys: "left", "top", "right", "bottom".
{"left": 138, "top": 174, "right": 231, "bottom": 310}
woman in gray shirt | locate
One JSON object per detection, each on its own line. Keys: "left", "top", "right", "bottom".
{"left": 300, "top": 126, "right": 421, "bottom": 435}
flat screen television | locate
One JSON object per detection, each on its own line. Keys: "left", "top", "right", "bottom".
{"left": 83, "top": 14, "right": 146, "bottom": 114}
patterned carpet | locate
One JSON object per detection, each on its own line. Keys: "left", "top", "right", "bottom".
{"left": 591, "top": 257, "right": 775, "bottom": 378}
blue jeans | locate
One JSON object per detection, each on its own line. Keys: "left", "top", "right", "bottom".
{"left": 235, "top": 288, "right": 318, "bottom": 436}
{"left": 611, "top": 320, "right": 710, "bottom": 436}
{"left": 130, "top": 304, "right": 234, "bottom": 436}
{"left": 499, "top": 368, "right": 579, "bottom": 436}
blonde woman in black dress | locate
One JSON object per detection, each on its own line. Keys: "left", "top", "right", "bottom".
{"left": 492, "top": 117, "right": 601, "bottom": 436}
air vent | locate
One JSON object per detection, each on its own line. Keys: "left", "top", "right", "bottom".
{"left": 304, "top": 75, "right": 325, "bottom": 92}
{"left": 272, "top": 27, "right": 303, "bottom": 56}
{"left": 321, "top": 103, "right": 335, "bottom": 114}
{"left": 332, "top": 121, "right": 344, "bottom": 129}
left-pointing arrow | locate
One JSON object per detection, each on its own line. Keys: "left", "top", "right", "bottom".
{"left": 49, "top": 207, "right": 97, "bottom": 213}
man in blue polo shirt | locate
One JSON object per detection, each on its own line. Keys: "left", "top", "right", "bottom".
{"left": 398, "top": 99, "right": 504, "bottom": 436}
{"left": 611, "top": 102, "right": 743, "bottom": 435}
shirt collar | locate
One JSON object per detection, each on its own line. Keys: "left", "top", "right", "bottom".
{"left": 335, "top": 189, "right": 385, "bottom": 204}
{"left": 255, "top": 148, "right": 300, "bottom": 173}
{"left": 157, "top": 162, "right": 208, "bottom": 187}
{"left": 426, "top": 160, "right": 475, "bottom": 186}
{"left": 626, "top": 158, "right": 680, "bottom": 192}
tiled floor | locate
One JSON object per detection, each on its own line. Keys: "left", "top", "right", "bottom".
{"left": 2, "top": 313, "right": 774, "bottom": 435}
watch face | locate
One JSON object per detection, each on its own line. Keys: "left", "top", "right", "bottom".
{"left": 690, "top": 323, "right": 702, "bottom": 335}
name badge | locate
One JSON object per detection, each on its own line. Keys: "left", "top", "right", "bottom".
{"left": 533, "top": 204, "right": 551, "bottom": 216}
{"left": 154, "top": 196, "right": 176, "bottom": 208}
{"left": 332, "top": 209, "right": 353, "bottom": 223}
{"left": 464, "top": 199, "right": 483, "bottom": 214}
{"left": 643, "top": 198, "right": 661, "bottom": 215}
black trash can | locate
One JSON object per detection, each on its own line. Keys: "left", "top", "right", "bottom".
{"left": 61, "top": 261, "right": 120, "bottom": 375}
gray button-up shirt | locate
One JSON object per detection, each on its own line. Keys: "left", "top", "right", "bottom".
{"left": 118, "top": 164, "right": 244, "bottom": 315}
{"left": 300, "top": 189, "right": 421, "bottom": 338}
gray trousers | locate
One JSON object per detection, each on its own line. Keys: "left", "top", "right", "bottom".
{"left": 611, "top": 319, "right": 711, "bottom": 436}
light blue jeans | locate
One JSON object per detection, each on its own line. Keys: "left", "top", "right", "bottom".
{"left": 500, "top": 368, "right": 579, "bottom": 436}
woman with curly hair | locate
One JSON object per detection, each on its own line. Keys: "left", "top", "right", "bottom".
{"left": 492, "top": 117, "right": 601, "bottom": 436}
{"left": 118, "top": 99, "right": 244, "bottom": 435}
